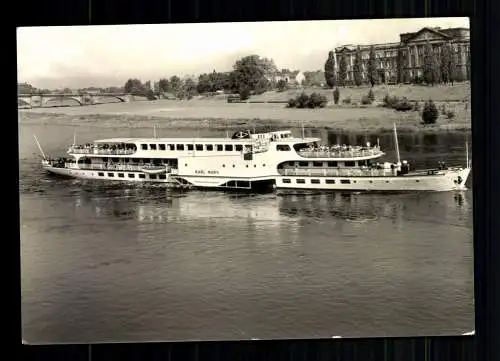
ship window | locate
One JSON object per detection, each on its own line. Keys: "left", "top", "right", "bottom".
{"left": 206, "top": 144, "right": 213, "bottom": 151}
{"left": 296, "top": 179, "right": 306, "bottom": 184}
{"left": 139, "top": 174, "right": 145, "bottom": 179}
{"left": 185, "top": 163, "right": 188, "bottom": 167}
{"left": 112, "top": 158, "right": 119, "bottom": 162}
{"left": 358, "top": 160, "right": 367, "bottom": 166}
{"left": 282, "top": 178, "right": 291, "bottom": 183}
{"left": 369, "top": 181, "right": 373, "bottom": 183}
{"left": 235, "top": 145, "right": 243, "bottom": 151}
{"left": 299, "top": 161, "right": 308, "bottom": 167}
{"left": 168, "top": 144, "right": 175, "bottom": 150}
{"left": 263, "top": 164, "right": 266, "bottom": 167}
{"left": 216, "top": 144, "right": 223, "bottom": 151}
{"left": 254, "top": 165, "right": 257, "bottom": 167}
{"left": 141, "top": 144, "right": 147, "bottom": 150}
{"left": 159, "top": 174, "right": 167, "bottom": 180}
{"left": 232, "top": 164, "right": 236, "bottom": 168}
{"left": 416, "top": 180, "right": 420, "bottom": 183}
{"left": 124, "top": 158, "right": 129, "bottom": 163}
{"left": 223, "top": 164, "right": 226, "bottom": 167}
{"left": 345, "top": 161, "right": 356, "bottom": 167}
{"left": 386, "top": 181, "right": 390, "bottom": 183}
{"left": 187, "top": 144, "right": 194, "bottom": 151}
{"left": 128, "top": 173, "right": 135, "bottom": 178}
{"left": 340, "top": 179, "right": 351, "bottom": 184}
{"left": 325, "top": 179, "right": 335, "bottom": 184}
{"left": 118, "top": 173, "right": 124, "bottom": 178}
{"left": 313, "top": 162, "right": 323, "bottom": 167}
{"left": 196, "top": 144, "right": 203, "bottom": 151}
{"left": 311, "top": 179, "right": 320, "bottom": 184}
{"left": 149, "top": 144, "right": 157, "bottom": 150}
{"left": 327, "top": 161, "right": 338, "bottom": 167}
{"left": 277, "top": 144, "right": 291, "bottom": 151}
{"left": 225, "top": 144, "right": 233, "bottom": 151}
{"left": 98, "top": 172, "right": 104, "bottom": 176}
{"left": 246, "top": 165, "right": 249, "bottom": 167}
{"left": 159, "top": 144, "right": 166, "bottom": 150}
{"left": 176, "top": 144, "right": 184, "bottom": 151}
{"left": 107, "top": 173, "right": 114, "bottom": 177}
{"left": 150, "top": 175, "right": 157, "bottom": 179}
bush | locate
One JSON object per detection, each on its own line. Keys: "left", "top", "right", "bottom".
{"left": 342, "top": 96, "right": 351, "bottom": 104}
{"left": 361, "top": 95, "right": 372, "bottom": 105}
{"left": 276, "top": 79, "right": 288, "bottom": 92}
{"left": 333, "top": 87, "right": 340, "bottom": 104}
{"left": 382, "top": 94, "right": 399, "bottom": 108}
{"left": 446, "top": 110, "right": 455, "bottom": 119}
{"left": 367, "top": 88, "right": 375, "bottom": 102}
{"left": 239, "top": 86, "right": 251, "bottom": 101}
{"left": 286, "top": 92, "right": 327, "bottom": 109}
{"left": 422, "top": 100, "right": 439, "bottom": 124}
{"left": 393, "top": 97, "right": 413, "bottom": 112}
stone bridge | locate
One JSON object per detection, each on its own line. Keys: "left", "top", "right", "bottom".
{"left": 18, "top": 93, "right": 136, "bottom": 107}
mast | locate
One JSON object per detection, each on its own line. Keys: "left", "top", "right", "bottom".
{"left": 393, "top": 122, "right": 401, "bottom": 164}
{"left": 73, "top": 129, "right": 76, "bottom": 146}
{"left": 466, "top": 141, "right": 469, "bottom": 168}
{"left": 301, "top": 120, "right": 305, "bottom": 139}
{"left": 33, "top": 134, "right": 47, "bottom": 160}
{"left": 153, "top": 124, "right": 157, "bottom": 138}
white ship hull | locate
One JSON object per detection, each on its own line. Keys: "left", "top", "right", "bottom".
{"left": 275, "top": 167, "right": 471, "bottom": 193}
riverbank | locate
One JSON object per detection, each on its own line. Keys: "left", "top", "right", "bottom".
{"left": 19, "top": 98, "right": 471, "bottom": 134}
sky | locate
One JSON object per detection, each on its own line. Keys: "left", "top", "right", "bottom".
{"left": 17, "top": 17, "right": 469, "bottom": 89}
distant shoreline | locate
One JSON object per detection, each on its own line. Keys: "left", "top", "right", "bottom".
{"left": 19, "top": 109, "right": 471, "bottom": 135}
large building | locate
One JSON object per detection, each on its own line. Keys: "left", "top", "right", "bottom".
{"left": 334, "top": 27, "right": 470, "bottom": 84}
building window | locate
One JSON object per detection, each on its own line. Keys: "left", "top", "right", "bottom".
{"left": 176, "top": 144, "right": 184, "bottom": 151}
{"left": 311, "top": 179, "right": 320, "bottom": 184}
{"left": 296, "top": 179, "right": 306, "bottom": 184}
{"left": 282, "top": 178, "right": 291, "bottom": 183}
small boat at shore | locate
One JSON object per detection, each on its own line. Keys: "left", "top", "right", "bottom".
{"left": 33, "top": 123, "right": 471, "bottom": 193}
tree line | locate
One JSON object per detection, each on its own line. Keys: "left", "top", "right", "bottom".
{"left": 324, "top": 41, "right": 470, "bottom": 88}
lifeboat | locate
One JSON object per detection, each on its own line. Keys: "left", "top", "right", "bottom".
{"left": 141, "top": 164, "right": 168, "bottom": 174}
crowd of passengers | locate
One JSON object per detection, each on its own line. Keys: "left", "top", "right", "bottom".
{"left": 300, "top": 143, "right": 380, "bottom": 153}
{"left": 70, "top": 143, "right": 136, "bottom": 152}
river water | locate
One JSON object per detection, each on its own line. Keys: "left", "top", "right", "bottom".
{"left": 19, "top": 112, "right": 474, "bottom": 344}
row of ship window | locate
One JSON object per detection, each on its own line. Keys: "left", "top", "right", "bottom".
{"left": 97, "top": 172, "right": 167, "bottom": 180}
{"left": 141, "top": 143, "right": 247, "bottom": 152}
{"left": 282, "top": 178, "right": 421, "bottom": 184}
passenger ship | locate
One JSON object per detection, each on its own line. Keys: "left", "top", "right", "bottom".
{"left": 35, "top": 124, "right": 471, "bottom": 193}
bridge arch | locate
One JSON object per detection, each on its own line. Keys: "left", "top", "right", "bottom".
{"left": 42, "top": 97, "right": 83, "bottom": 106}
{"left": 93, "top": 95, "right": 128, "bottom": 103}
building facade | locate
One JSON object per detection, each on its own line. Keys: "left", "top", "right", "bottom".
{"left": 334, "top": 27, "right": 470, "bottom": 84}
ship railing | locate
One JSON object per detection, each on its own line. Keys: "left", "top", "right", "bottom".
{"left": 64, "top": 163, "right": 180, "bottom": 173}
{"left": 297, "top": 148, "right": 383, "bottom": 159}
{"left": 280, "top": 168, "right": 396, "bottom": 177}
{"left": 68, "top": 147, "right": 136, "bottom": 155}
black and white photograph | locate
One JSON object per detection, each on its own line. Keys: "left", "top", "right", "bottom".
{"left": 18, "top": 17, "right": 473, "bottom": 344}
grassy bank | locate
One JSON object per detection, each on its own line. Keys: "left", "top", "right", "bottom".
{"left": 19, "top": 101, "right": 471, "bottom": 134}
{"left": 248, "top": 82, "right": 471, "bottom": 103}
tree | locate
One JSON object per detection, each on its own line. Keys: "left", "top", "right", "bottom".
{"left": 324, "top": 51, "right": 337, "bottom": 88}
{"left": 197, "top": 73, "right": 212, "bottom": 93}
{"left": 232, "top": 55, "right": 272, "bottom": 97}
{"left": 124, "top": 78, "right": 145, "bottom": 94}
{"left": 183, "top": 78, "right": 197, "bottom": 96}
{"left": 396, "top": 48, "right": 405, "bottom": 84}
{"left": 277, "top": 79, "right": 288, "bottom": 92}
{"left": 466, "top": 49, "right": 471, "bottom": 81}
{"left": 440, "top": 43, "right": 453, "bottom": 84}
{"left": 338, "top": 55, "right": 348, "bottom": 87}
{"left": 422, "top": 41, "right": 439, "bottom": 85}
{"left": 422, "top": 100, "right": 439, "bottom": 124}
{"left": 352, "top": 47, "right": 363, "bottom": 86}
{"left": 367, "top": 46, "right": 378, "bottom": 87}
{"left": 333, "top": 87, "right": 340, "bottom": 104}
{"left": 158, "top": 78, "right": 169, "bottom": 93}
{"left": 169, "top": 76, "right": 182, "bottom": 94}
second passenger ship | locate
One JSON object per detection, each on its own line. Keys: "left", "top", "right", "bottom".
{"left": 36, "top": 124, "right": 471, "bottom": 193}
